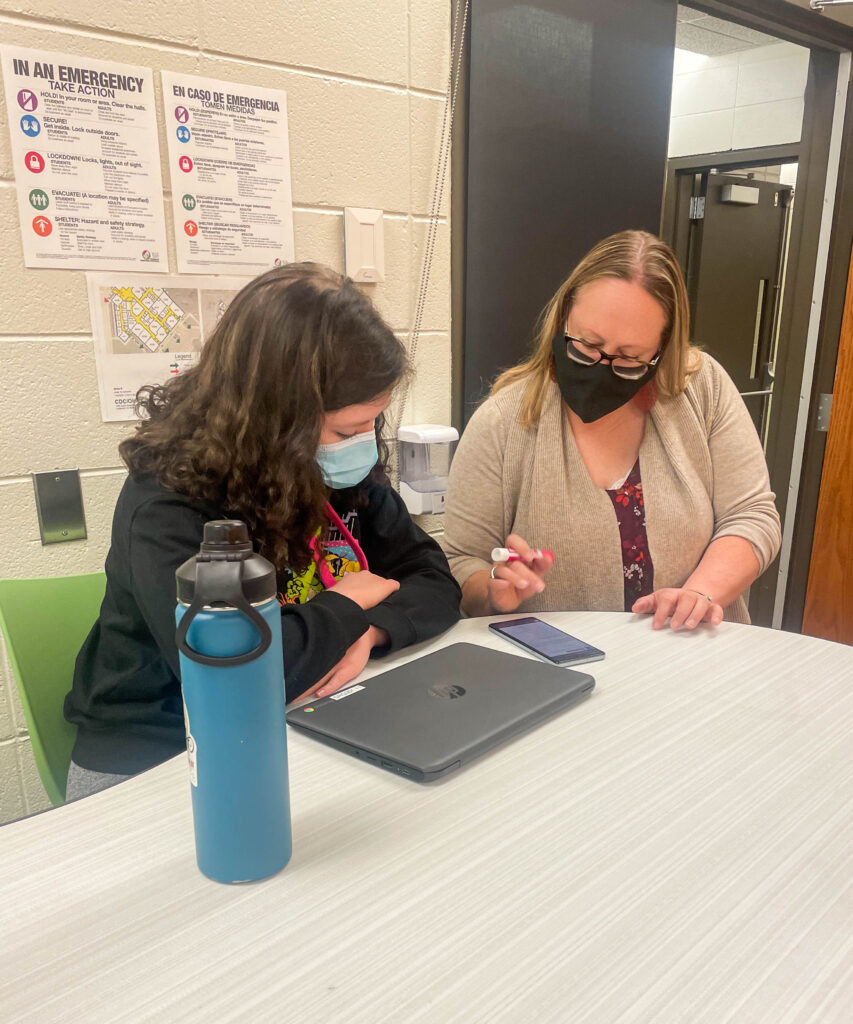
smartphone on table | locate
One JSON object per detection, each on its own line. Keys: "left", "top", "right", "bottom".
{"left": 488, "top": 616, "right": 605, "bottom": 667}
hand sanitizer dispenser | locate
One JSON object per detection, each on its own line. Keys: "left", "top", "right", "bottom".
{"left": 397, "top": 424, "right": 459, "bottom": 515}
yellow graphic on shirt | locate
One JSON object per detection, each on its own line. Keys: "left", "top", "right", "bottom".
{"left": 278, "top": 528, "right": 362, "bottom": 606}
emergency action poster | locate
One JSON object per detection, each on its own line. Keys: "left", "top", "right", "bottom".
{"left": 161, "top": 71, "right": 294, "bottom": 275}
{"left": 0, "top": 46, "right": 168, "bottom": 270}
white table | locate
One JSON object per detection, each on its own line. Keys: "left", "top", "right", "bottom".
{"left": 2, "top": 612, "right": 852, "bottom": 1023}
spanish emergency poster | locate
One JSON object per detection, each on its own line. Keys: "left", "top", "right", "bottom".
{"left": 87, "top": 273, "right": 250, "bottom": 421}
{"left": 161, "top": 71, "right": 295, "bottom": 274}
{"left": 0, "top": 46, "right": 168, "bottom": 270}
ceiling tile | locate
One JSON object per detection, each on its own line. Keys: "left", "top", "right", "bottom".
{"left": 675, "top": 23, "right": 755, "bottom": 55}
{"left": 692, "top": 14, "right": 778, "bottom": 46}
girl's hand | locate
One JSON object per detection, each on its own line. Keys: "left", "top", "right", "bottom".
{"left": 486, "top": 533, "right": 554, "bottom": 614}
{"left": 296, "top": 626, "right": 390, "bottom": 700}
{"left": 632, "top": 588, "right": 724, "bottom": 630}
{"left": 333, "top": 571, "right": 400, "bottom": 611}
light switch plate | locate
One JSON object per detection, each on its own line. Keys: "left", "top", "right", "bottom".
{"left": 344, "top": 207, "right": 385, "bottom": 283}
{"left": 32, "top": 470, "right": 87, "bottom": 545}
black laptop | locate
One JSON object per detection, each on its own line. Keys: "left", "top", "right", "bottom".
{"left": 286, "top": 642, "right": 596, "bottom": 782}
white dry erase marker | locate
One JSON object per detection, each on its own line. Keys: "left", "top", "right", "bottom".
{"left": 491, "top": 547, "right": 555, "bottom": 563}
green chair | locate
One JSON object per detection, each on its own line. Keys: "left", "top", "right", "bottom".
{"left": 0, "top": 573, "right": 106, "bottom": 806}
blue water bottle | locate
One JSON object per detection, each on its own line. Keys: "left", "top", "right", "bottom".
{"left": 175, "top": 520, "right": 292, "bottom": 884}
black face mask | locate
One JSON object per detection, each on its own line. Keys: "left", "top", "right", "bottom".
{"left": 551, "top": 333, "right": 658, "bottom": 423}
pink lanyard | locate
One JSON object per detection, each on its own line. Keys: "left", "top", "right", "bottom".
{"left": 309, "top": 503, "right": 369, "bottom": 589}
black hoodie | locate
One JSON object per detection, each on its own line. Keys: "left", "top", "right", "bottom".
{"left": 64, "top": 474, "right": 461, "bottom": 774}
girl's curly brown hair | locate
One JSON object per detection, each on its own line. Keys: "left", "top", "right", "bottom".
{"left": 119, "top": 262, "right": 408, "bottom": 571}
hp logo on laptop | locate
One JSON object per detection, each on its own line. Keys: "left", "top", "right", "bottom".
{"left": 428, "top": 682, "right": 466, "bottom": 700}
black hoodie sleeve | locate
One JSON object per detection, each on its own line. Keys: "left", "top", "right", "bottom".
{"left": 68, "top": 480, "right": 453, "bottom": 774}
{"left": 127, "top": 494, "right": 369, "bottom": 703}
{"left": 127, "top": 488, "right": 456, "bottom": 702}
{"left": 278, "top": 591, "right": 369, "bottom": 699}
{"left": 353, "top": 485, "right": 462, "bottom": 655}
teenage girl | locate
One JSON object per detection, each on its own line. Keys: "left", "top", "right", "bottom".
{"left": 64, "top": 263, "right": 461, "bottom": 799}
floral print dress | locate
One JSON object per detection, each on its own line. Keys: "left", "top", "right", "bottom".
{"left": 605, "top": 458, "right": 654, "bottom": 611}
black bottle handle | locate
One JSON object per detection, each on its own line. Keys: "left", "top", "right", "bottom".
{"left": 176, "top": 559, "right": 273, "bottom": 668}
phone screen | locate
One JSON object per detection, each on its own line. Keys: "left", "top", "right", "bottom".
{"left": 491, "top": 618, "right": 602, "bottom": 662}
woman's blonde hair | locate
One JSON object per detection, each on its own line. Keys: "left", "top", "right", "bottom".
{"left": 492, "top": 229, "right": 702, "bottom": 426}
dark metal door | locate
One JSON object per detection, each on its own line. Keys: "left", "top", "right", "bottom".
{"left": 686, "top": 173, "right": 794, "bottom": 446}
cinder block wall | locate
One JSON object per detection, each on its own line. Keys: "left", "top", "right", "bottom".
{"left": 0, "top": 1, "right": 452, "bottom": 823}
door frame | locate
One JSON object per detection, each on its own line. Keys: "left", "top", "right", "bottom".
{"left": 686, "top": 1, "right": 853, "bottom": 635}
{"left": 665, "top": 159, "right": 796, "bottom": 429}
{"left": 661, "top": 144, "right": 801, "bottom": 627}
{"left": 662, "top": 49, "right": 847, "bottom": 629}
{"left": 781, "top": 55, "right": 853, "bottom": 631}
{"left": 661, "top": 142, "right": 800, "bottom": 258}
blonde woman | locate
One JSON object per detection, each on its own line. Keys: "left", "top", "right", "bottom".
{"left": 442, "top": 230, "right": 781, "bottom": 629}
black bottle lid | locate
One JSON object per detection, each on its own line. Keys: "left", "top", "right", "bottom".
{"left": 175, "top": 520, "right": 277, "bottom": 606}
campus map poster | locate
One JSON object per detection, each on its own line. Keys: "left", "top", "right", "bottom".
{"left": 161, "top": 71, "right": 294, "bottom": 274}
{"left": 0, "top": 46, "right": 168, "bottom": 270}
{"left": 87, "top": 273, "right": 250, "bottom": 421}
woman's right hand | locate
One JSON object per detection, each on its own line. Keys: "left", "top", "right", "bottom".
{"left": 333, "top": 571, "right": 400, "bottom": 611}
{"left": 469, "top": 533, "right": 554, "bottom": 615}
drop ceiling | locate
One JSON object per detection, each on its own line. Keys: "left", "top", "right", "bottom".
{"left": 677, "top": 2, "right": 853, "bottom": 55}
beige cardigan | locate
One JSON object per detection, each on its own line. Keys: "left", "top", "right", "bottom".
{"left": 441, "top": 355, "right": 782, "bottom": 623}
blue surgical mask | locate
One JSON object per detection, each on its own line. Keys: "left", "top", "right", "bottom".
{"left": 316, "top": 429, "right": 379, "bottom": 489}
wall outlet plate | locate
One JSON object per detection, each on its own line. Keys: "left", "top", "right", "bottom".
{"left": 32, "top": 470, "right": 87, "bottom": 545}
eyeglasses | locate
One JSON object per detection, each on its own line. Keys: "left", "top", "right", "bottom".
{"left": 565, "top": 334, "right": 661, "bottom": 381}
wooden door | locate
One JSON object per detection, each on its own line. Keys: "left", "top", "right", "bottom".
{"left": 802, "top": 243, "right": 853, "bottom": 644}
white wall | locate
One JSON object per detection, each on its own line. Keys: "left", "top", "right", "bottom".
{"left": 669, "top": 41, "right": 810, "bottom": 157}
{"left": 0, "top": 0, "right": 452, "bottom": 822}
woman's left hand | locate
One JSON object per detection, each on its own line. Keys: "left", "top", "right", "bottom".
{"left": 632, "top": 588, "right": 724, "bottom": 630}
